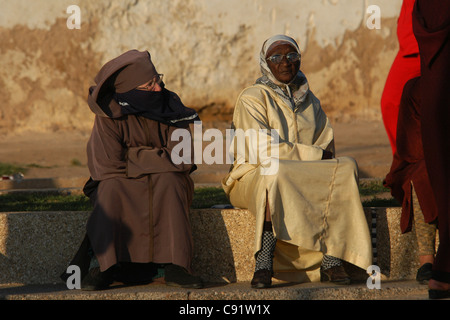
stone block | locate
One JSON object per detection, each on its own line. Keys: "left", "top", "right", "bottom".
{"left": 0, "top": 207, "right": 437, "bottom": 285}
{"left": 190, "top": 209, "right": 255, "bottom": 283}
{"left": 368, "top": 207, "right": 439, "bottom": 281}
{"left": 0, "top": 211, "right": 88, "bottom": 284}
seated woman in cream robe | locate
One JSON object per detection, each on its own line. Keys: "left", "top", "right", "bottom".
{"left": 222, "top": 35, "right": 372, "bottom": 288}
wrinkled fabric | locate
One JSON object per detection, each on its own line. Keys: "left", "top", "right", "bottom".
{"left": 87, "top": 50, "right": 157, "bottom": 118}
{"left": 222, "top": 82, "right": 372, "bottom": 282}
{"left": 384, "top": 78, "right": 438, "bottom": 233}
{"left": 87, "top": 49, "right": 198, "bottom": 126}
{"left": 67, "top": 50, "right": 198, "bottom": 275}
{"left": 86, "top": 115, "right": 195, "bottom": 272}
{"left": 397, "top": 0, "right": 420, "bottom": 56}
{"left": 381, "top": 0, "right": 421, "bottom": 154}
{"left": 114, "top": 87, "right": 199, "bottom": 127}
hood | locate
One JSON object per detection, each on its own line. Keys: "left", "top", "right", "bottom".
{"left": 413, "top": 0, "right": 450, "bottom": 69}
{"left": 87, "top": 50, "right": 158, "bottom": 118}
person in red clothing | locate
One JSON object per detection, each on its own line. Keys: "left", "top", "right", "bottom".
{"left": 380, "top": 0, "right": 421, "bottom": 155}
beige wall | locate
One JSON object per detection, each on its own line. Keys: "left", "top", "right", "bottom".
{"left": 0, "top": 0, "right": 403, "bottom": 135}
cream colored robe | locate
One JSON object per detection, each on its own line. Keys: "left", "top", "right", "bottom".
{"left": 222, "top": 84, "right": 372, "bottom": 282}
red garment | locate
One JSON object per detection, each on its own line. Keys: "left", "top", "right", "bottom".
{"left": 381, "top": 0, "right": 420, "bottom": 155}
{"left": 397, "top": 0, "right": 419, "bottom": 55}
{"left": 413, "top": 0, "right": 450, "bottom": 283}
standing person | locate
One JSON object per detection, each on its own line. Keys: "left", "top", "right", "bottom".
{"left": 222, "top": 35, "right": 372, "bottom": 289}
{"left": 410, "top": 0, "right": 450, "bottom": 299}
{"left": 384, "top": 77, "right": 438, "bottom": 284}
{"left": 383, "top": 0, "right": 439, "bottom": 285}
{"left": 63, "top": 50, "right": 203, "bottom": 290}
{"left": 381, "top": 0, "right": 421, "bottom": 155}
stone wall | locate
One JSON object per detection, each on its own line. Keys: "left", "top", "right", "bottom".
{"left": 0, "top": 0, "right": 402, "bottom": 136}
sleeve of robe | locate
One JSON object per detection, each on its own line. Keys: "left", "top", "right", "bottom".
{"left": 87, "top": 116, "right": 128, "bottom": 181}
{"left": 231, "top": 87, "right": 334, "bottom": 166}
{"left": 87, "top": 116, "right": 193, "bottom": 181}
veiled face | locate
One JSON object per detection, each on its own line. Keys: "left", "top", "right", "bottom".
{"left": 266, "top": 43, "right": 300, "bottom": 84}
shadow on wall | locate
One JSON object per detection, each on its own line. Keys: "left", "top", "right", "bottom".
{"left": 0, "top": 211, "right": 90, "bottom": 285}
{"left": 190, "top": 209, "right": 240, "bottom": 284}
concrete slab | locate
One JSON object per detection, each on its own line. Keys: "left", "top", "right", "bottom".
{"left": 0, "top": 280, "right": 431, "bottom": 300}
{"left": 0, "top": 208, "right": 436, "bottom": 286}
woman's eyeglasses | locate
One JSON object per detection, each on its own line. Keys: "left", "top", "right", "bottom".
{"left": 266, "top": 52, "right": 301, "bottom": 64}
{"left": 136, "top": 74, "right": 164, "bottom": 91}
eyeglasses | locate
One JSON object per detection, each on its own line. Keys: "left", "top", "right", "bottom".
{"left": 136, "top": 74, "right": 164, "bottom": 91}
{"left": 266, "top": 52, "right": 301, "bottom": 64}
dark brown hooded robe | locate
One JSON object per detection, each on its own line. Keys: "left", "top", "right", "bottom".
{"left": 65, "top": 50, "right": 199, "bottom": 280}
{"left": 386, "top": 0, "right": 450, "bottom": 283}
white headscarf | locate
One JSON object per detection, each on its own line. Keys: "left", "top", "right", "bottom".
{"left": 257, "top": 35, "right": 310, "bottom": 107}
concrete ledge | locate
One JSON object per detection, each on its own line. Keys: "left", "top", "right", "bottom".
{"left": 369, "top": 207, "right": 439, "bottom": 281}
{"left": 0, "top": 211, "right": 88, "bottom": 284}
{"left": 0, "top": 280, "right": 429, "bottom": 300}
{"left": 0, "top": 208, "right": 436, "bottom": 285}
{"left": 0, "top": 209, "right": 256, "bottom": 285}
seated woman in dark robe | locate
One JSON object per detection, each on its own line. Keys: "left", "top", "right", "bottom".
{"left": 63, "top": 50, "right": 202, "bottom": 290}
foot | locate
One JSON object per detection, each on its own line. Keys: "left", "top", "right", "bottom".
{"left": 251, "top": 269, "right": 273, "bottom": 289}
{"left": 320, "top": 265, "right": 351, "bottom": 285}
{"left": 113, "top": 262, "right": 156, "bottom": 286}
{"left": 164, "top": 264, "right": 203, "bottom": 289}
{"left": 416, "top": 263, "right": 433, "bottom": 284}
{"left": 428, "top": 279, "right": 450, "bottom": 299}
{"left": 81, "top": 267, "right": 114, "bottom": 291}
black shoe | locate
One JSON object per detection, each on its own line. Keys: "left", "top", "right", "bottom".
{"left": 81, "top": 267, "right": 114, "bottom": 291}
{"left": 429, "top": 289, "right": 450, "bottom": 299}
{"left": 164, "top": 264, "right": 203, "bottom": 289}
{"left": 114, "top": 262, "right": 156, "bottom": 286}
{"left": 416, "top": 263, "right": 433, "bottom": 284}
{"left": 251, "top": 269, "right": 273, "bottom": 289}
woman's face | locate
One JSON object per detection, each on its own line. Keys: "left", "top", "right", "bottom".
{"left": 266, "top": 43, "right": 300, "bottom": 84}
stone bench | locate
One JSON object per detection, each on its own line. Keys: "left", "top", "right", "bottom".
{"left": 0, "top": 208, "right": 437, "bottom": 285}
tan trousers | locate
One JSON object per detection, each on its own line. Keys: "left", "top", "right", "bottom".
{"left": 412, "top": 182, "right": 437, "bottom": 256}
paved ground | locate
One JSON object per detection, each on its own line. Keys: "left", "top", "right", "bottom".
{"left": 0, "top": 279, "right": 432, "bottom": 300}
{"left": 0, "top": 281, "right": 438, "bottom": 317}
